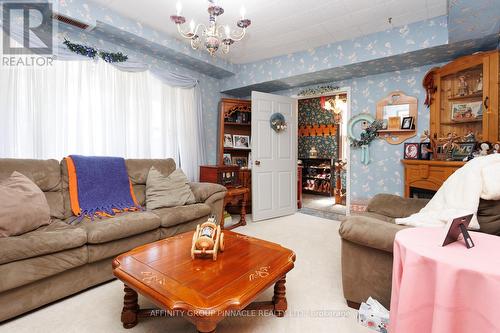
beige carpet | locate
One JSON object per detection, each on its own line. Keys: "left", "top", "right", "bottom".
{"left": 1, "top": 213, "right": 372, "bottom": 333}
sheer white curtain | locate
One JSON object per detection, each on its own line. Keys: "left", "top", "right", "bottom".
{"left": 0, "top": 59, "right": 203, "bottom": 180}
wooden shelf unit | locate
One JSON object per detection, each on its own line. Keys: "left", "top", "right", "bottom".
{"left": 431, "top": 51, "right": 499, "bottom": 142}
{"left": 218, "top": 98, "right": 252, "bottom": 166}
{"left": 401, "top": 51, "right": 500, "bottom": 197}
{"left": 301, "top": 158, "right": 333, "bottom": 197}
{"left": 217, "top": 98, "right": 252, "bottom": 214}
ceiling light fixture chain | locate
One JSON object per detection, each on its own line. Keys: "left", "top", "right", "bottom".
{"left": 170, "top": 1, "right": 251, "bottom": 56}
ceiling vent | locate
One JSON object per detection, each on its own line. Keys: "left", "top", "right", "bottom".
{"left": 53, "top": 13, "right": 95, "bottom": 31}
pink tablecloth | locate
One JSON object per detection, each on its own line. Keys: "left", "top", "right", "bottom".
{"left": 389, "top": 227, "right": 500, "bottom": 333}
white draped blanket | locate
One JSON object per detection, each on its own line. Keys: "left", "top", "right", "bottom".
{"left": 396, "top": 154, "right": 500, "bottom": 229}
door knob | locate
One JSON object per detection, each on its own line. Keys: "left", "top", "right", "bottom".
{"left": 255, "top": 160, "right": 261, "bottom": 166}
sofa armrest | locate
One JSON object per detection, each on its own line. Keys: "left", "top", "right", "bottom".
{"left": 189, "top": 182, "right": 227, "bottom": 204}
{"left": 339, "top": 216, "right": 409, "bottom": 253}
{"left": 366, "top": 194, "right": 429, "bottom": 218}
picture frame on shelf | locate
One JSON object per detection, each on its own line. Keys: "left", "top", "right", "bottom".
{"left": 401, "top": 116, "right": 414, "bottom": 130}
{"left": 419, "top": 142, "right": 432, "bottom": 160}
{"left": 233, "top": 135, "right": 250, "bottom": 149}
{"left": 223, "top": 153, "right": 232, "bottom": 166}
{"left": 451, "top": 101, "right": 482, "bottom": 122}
{"left": 232, "top": 156, "right": 248, "bottom": 168}
{"left": 224, "top": 134, "right": 233, "bottom": 148}
{"left": 404, "top": 142, "right": 419, "bottom": 159}
{"left": 451, "top": 142, "right": 475, "bottom": 161}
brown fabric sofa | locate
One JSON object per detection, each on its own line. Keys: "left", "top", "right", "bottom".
{"left": 0, "top": 158, "right": 226, "bottom": 322}
{"left": 339, "top": 194, "right": 500, "bottom": 309}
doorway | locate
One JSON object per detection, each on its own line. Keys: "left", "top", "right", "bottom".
{"left": 295, "top": 88, "right": 351, "bottom": 217}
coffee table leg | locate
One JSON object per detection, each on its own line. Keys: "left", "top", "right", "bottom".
{"left": 272, "top": 276, "right": 287, "bottom": 317}
{"left": 121, "top": 284, "right": 139, "bottom": 328}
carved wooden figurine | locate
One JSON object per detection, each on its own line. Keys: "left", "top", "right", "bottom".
{"left": 191, "top": 216, "right": 225, "bottom": 261}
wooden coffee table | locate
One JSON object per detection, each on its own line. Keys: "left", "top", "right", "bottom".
{"left": 112, "top": 230, "right": 296, "bottom": 333}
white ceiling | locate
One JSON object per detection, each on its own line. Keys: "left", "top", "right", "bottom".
{"left": 91, "top": 0, "right": 448, "bottom": 64}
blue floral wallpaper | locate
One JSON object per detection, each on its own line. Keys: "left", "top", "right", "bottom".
{"left": 298, "top": 98, "right": 338, "bottom": 159}
{"left": 449, "top": 0, "right": 500, "bottom": 43}
{"left": 273, "top": 64, "right": 445, "bottom": 202}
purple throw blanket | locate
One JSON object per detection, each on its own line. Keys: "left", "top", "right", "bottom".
{"left": 69, "top": 155, "right": 140, "bottom": 220}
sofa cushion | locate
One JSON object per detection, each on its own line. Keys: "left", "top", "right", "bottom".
{"left": 126, "top": 159, "right": 177, "bottom": 208}
{"left": 146, "top": 167, "right": 195, "bottom": 210}
{"left": 154, "top": 203, "right": 211, "bottom": 228}
{"left": 0, "top": 158, "right": 64, "bottom": 219}
{"left": 339, "top": 216, "right": 409, "bottom": 253}
{"left": 0, "top": 246, "right": 87, "bottom": 293}
{"left": 0, "top": 172, "right": 52, "bottom": 237}
{"left": 0, "top": 221, "right": 87, "bottom": 265}
{"left": 76, "top": 211, "right": 160, "bottom": 244}
{"left": 367, "top": 194, "right": 429, "bottom": 218}
{"left": 87, "top": 230, "right": 160, "bottom": 263}
{"left": 477, "top": 199, "right": 500, "bottom": 235}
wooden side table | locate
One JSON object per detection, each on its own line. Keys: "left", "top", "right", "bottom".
{"left": 221, "top": 187, "right": 250, "bottom": 230}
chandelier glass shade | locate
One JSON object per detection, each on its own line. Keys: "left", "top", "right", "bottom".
{"left": 170, "top": 0, "right": 251, "bottom": 56}
{"left": 321, "top": 95, "right": 347, "bottom": 124}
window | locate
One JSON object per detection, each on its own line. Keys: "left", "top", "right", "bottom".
{"left": 0, "top": 59, "right": 203, "bottom": 180}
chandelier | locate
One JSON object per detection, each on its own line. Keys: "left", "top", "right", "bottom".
{"left": 321, "top": 95, "right": 347, "bottom": 124}
{"left": 170, "top": 0, "right": 251, "bottom": 56}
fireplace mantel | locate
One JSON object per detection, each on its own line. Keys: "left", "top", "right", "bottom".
{"left": 401, "top": 160, "right": 465, "bottom": 198}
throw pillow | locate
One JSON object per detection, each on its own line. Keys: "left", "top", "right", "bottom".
{"left": 145, "top": 167, "right": 196, "bottom": 210}
{"left": 0, "top": 171, "right": 51, "bottom": 237}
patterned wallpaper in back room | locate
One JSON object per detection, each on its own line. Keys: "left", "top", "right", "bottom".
{"left": 298, "top": 98, "right": 337, "bottom": 160}
{"left": 275, "top": 63, "right": 446, "bottom": 203}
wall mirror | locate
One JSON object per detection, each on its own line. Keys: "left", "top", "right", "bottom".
{"left": 376, "top": 91, "right": 418, "bottom": 145}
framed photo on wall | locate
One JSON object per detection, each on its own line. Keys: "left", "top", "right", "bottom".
{"left": 233, "top": 135, "right": 250, "bottom": 149}
{"left": 404, "top": 142, "right": 419, "bottom": 159}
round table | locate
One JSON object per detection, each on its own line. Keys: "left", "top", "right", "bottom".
{"left": 389, "top": 227, "right": 500, "bottom": 333}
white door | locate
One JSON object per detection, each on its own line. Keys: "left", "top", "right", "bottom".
{"left": 251, "top": 91, "right": 297, "bottom": 221}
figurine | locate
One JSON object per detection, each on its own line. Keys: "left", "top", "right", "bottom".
{"left": 479, "top": 142, "right": 490, "bottom": 156}
{"left": 493, "top": 142, "right": 500, "bottom": 154}
{"left": 463, "top": 131, "right": 476, "bottom": 143}
{"left": 458, "top": 75, "right": 469, "bottom": 96}
{"left": 476, "top": 73, "right": 483, "bottom": 92}
{"left": 309, "top": 146, "right": 318, "bottom": 158}
{"left": 442, "top": 132, "right": 459, "bottom": 154}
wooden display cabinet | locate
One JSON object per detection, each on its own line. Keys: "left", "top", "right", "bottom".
{"left": 431, "top": 50, "right": 499, "bottom": 142}
{"left": 218, "top": 98, "right": 252, "bottom": 213}
{"left": 402, "top": 51, "right": 500, "bottom": 197}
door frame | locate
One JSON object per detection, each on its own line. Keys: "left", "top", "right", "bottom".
{"left": 292, "top": 86, "right": 352, "bottom": 215}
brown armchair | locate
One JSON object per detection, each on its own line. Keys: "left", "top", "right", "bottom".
{"left": 339, "top": 194, "right": 500, "bottom": 309}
